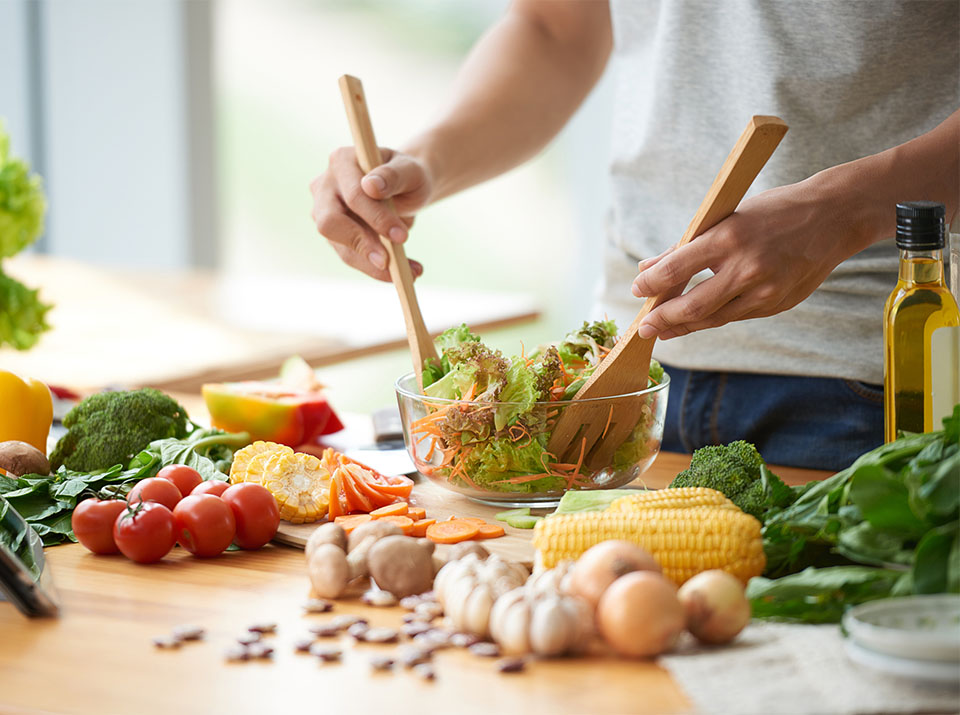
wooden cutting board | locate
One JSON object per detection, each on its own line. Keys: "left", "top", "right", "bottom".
{"left": 273, "top": 476, "right": 544, "bottom": 564}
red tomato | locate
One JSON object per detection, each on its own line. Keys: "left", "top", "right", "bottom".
{"left": 191, "top": 480, "right": 230, "bottom": 497}
{"left": 173, "top": 495, "right": 236, "bottom": 557}
{"left": 127, "top": 477, "right": 182, "bottom": 511}
{"left": 113, "top": 502, "right": 176, "bottom": 564}
{"left": 157, "top": 464, "right": 203, "bottom": 498}
{"left": 221, "top": 483, "right": 280, "bottom": 550}
{"left": 71, "top": 498, "right": 128, "bottom": 554}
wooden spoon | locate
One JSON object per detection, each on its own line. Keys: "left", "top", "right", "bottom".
{"left": 338, "top": 74, "right": 439, "bottom": 390}
{"left": 546, "top": 115, "right": 788, "bottom": 468}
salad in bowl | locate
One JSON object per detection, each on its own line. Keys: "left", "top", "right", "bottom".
{"left": 395, "top": 321, "right": 669, "bottom": 506}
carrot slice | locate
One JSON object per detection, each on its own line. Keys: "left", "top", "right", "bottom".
{"left": 407, "top": 507, "right": 426, "bottom": 522}
{"left": 333, "top": 514, "right": 372, "bottom": 534}
{"left": 474, "top": 523, "right": 505, "bottom": 539}
{"left": 426, "top": 519, "right": 480, "bottom": 544}
{"left": 447, "top": 516, "right": 487, "bottom": 527}
{"left": 339, "top": 467, "right": 374, "bottom": 513}
{"left": 370, "top": 502, "right": 409, "bottom": 518}
{"left": 410, "top": 518, "right": 436, "bottom": 537}
{"left": 377, "top": 515, "right": 415, "bottom": 535}
{"left": 327, "top": 472, "right": 344, "bottom": 519}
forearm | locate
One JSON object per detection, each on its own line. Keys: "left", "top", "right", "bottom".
{"left": 810, "top": 108, "right": 960, "bottom": 253}
{"left": 403, "top": 0, "right": 611, "bottom": 202}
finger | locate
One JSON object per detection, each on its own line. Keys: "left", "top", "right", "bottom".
{"left": 635, "top": 247, "right": 672, "bottom": 275}
{"left": 409, "top": 259, "right": 423, "bottom": 278}
{"left": 632, "top": 238, "right": 723, "bottom": 299}
{"left": 330, "top": 148, "right": 409, "bottom": 243}
{"left": 657, "top": 295, "right": 755, "bottom": 339}
{"left": 361, "top": 153, "right": 428, "bottom": 201}
{"left": 313, "top": 202, "right": 390, "bottom": 276}
{"left": 636, "top": 274, "right": 740, "bottom": 339}
{"left": 329, "top": 240, "right": 392, "bottom": 283}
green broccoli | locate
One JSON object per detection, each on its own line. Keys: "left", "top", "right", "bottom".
{"left": 49, "top": 388, "right": 191, "bottom": 471}
{"left": 669, "top": 440, "right": 795, "bottom": 520}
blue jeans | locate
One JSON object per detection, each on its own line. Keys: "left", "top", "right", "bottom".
{"left": 660, "top": 364, "right": 884, "bottom": 472}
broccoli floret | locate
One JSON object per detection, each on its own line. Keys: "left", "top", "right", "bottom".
{"left": 49, "top": 388, "right": 191, "bottom": 471}
{"left": 669, "top": 440, "right": 794, "bottom": 520}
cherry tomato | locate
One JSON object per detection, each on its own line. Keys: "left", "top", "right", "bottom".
{"left": 173, "top": 494, "right": 236, "bottom": 557}
{"left": 127, "top": 477, "right": 182, "bottom": 511}
{"left": 113, "top": 502, "right": 176, "bottom": 564}
{"left": 221, "top": 483, "right": 280, "bottom": 550}
{"left": 191, "top": 480, "right": 230, "bottom": 497}
{"left": 71, "top": 498, "right": 128, "bottom": 554}
{"left": 157, "top": 464, "right": 203, "bottom": 498}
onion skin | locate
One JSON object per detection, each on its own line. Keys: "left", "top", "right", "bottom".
{"left": 677, "top": 570, "right": 751, "bottom": 645}
{"left": 597, "top": 571, "right": 684, "bottom": 658}
{"left": 567, "top": 540, "right": 661, "bottom": 610}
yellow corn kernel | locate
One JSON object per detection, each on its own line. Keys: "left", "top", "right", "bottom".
{"left": 229, "top": 441, "right": 291, "bottom": 484}
{"left": 532, "top": 507, "right": 765, "bottom": 585}
{"left": 608, "top": 487, "right": 736, "bottom": 513}
{"left": 258, "top": 451, "right": 330, "bottom": 524}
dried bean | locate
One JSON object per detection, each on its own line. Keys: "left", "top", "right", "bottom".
{"left": 362, "top": 627, "right": 399, "bottom": 644}
{"left": 308, "top": 643, "right": 342, "bottom": 662}
{"left": 402, "top": 622, "right": 433, "bottom": 638}
{"left": 248, "top": 642, "right": 274, "bottom": 659}
{"left": 468, "top": 642, "right": 501, "bottom": 658}
{"left": 329, "top": 615, "right": 366, "bottom": 631}
{"left": 224, "top": 645, "right": 250, "bottom": 662}
{"left": 309, "top": 623, "right": 342, "bottom": 638}
{"left": 399, "top": 595, "right": 422, "bottom": 611}
{"left": 414, "top": 602, "right": 443, "bottom": 620}
{"left": 347, "top": 622, "right": 370, "bottom": 640}
{"left": 247, "top": 622, "right": 277, "bottom": 634}
{"left": 152, "top": 636, "right": 181, "bottom": 649}
{"left": 302, "top": 598, "right": 334, "bottom": 613}
{"left": 361, "top": 589, "right": 398, "bottom": 607}
{"left": 413, "top": 663, "right": 436, "bottom": 681}
{"left": 368, "top": 655, "right": 395, "bottom": 672}
{"left": 450, "top": 632, "right": 480, "bottom": 648}
{"left": 171, "top": 624, "right": 205, "bottom": 642}
{"left": 293, "top": 637, "right": 315, "bottom": 653}
{"left": 237, "top": 632, "right": 262, "bottom": 646}
{"left": 496, "top": 657, "right": 526, "bottom": 674}
{"left": 397, "top": 645, "right": 432, "bottom": 668}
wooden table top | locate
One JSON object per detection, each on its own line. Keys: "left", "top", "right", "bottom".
{"left": 1, "top": 255, "right": 539, "bottom": 392}
{"left": 0, "top": 452, "right": 830, "bottom": 715}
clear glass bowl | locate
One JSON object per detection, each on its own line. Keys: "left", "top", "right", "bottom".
{"left": 395, "top": 372, "right": 669, "bottom": 507}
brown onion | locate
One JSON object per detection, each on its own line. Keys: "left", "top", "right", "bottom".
{"left": 677, "top": 570, "right": 751, "bottom": 645}
{"left": 597, "top": 571, "right": 684, "bottom": 658}
{"left": 567, "top": 540, "right": 661, "bottom": 610}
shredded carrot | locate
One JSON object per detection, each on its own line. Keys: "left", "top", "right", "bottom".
{"left": 426, "top": 519, "right": 480, "bottom": 544}
{"left": 600, "top": 404, "right": 614, "bottom": 440}
{"left": 409, "top": 518, "right": 436, "bottom": 537}
{"left": 474, "top": 523, "right": 505, "bottom": 539}
{"left": 370, "top": 502, "right": 409, "bottom": 518}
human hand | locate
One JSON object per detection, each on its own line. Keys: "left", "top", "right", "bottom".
{"left": 310, "top": 147, "right": 433, "bottom": 281}
{"left": 631, "top": 180, "right": 856, "bottom": 339}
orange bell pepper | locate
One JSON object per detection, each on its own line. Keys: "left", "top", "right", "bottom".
{"left": 0, "top": 370, "right": 53, "bottom": 452}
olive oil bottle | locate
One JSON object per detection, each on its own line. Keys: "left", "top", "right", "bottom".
{"left": 883, "top": 202, "right": 960, "bottom": 441}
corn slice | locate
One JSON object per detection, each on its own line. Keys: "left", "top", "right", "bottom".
{"left": 230, "top": 441, "right": 291, "bottom": 484}
{"left": 258, "top": 451, "right": 331, "bottom": 524}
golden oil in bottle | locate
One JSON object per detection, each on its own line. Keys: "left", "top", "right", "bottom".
{"left": 883, "top": 202, "right": 960, "bottom": 441}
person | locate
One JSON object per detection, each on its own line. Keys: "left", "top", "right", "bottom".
{"left": 310, "top": 0, "right": 959, "bottom": 471}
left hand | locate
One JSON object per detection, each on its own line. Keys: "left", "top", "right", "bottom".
{"left": 631, "top": 179, "right": 856, "bottom": 340}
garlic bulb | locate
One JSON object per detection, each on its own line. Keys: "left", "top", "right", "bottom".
{"left": 489, "top": 567, "right": 593, "bottom": 657}
{"left": 434, "top": 553, "right": 528, "bottom": 638}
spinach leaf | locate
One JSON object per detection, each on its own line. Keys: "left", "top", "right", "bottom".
{"left": 913, "top": 522, "right": 959, "bottom": 594}
{"left": 849, "top": 465, "right": 929, "bottom": 538}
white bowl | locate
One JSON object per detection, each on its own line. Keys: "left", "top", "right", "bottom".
{"left": 843, "top": 639, "right": 960, "bottom": 685}
{"left": 843, "top": 595, "right": 960, "bottom": 662}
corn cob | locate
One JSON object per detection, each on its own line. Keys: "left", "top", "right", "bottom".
{"left": 532, "top": 507, "right": 765, "bottom": 585}
{"left": 255, "top": 451, "right": 331, "bottom": 524}
{"left": 229, "top": 440, "right": 291, "bottom": 484}
{"left": 607, "top": 487, "right": 735, "bottom": 513}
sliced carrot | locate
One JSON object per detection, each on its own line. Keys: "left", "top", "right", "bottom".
{"left": 377, "top": 515, "right": 415, "bottom": 535}
{"left": 338, "top": 467, "right": 373, "bottom": 513}
{"left": 333, "top": 514, "right": 372, "bottom": 534}
{"left": 327, "top": 472, "right": 344, "bottom": 519}
{"left": 426, "top": 519, "right": 480, "bottom": 544}
{"left": 474, "top": 523, "right": 505, "bottom": 539}
{"left": 370, "top": 502, "right": 409, "bottom": 518}
{"left": 409, "top": 518, "right": 436, "bottom": 537}
{"left": 447, "top": 516, "right": 487, "bottom": 527}
{"left": 407, "top": 507, "right": 426, "bottom": 522}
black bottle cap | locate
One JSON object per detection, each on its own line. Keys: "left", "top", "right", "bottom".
{"left": 896, "top": 201, "right": 945, "bottom": 250}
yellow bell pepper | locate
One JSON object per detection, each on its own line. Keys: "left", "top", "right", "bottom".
{"left": 0, "top": 370, "right": 53, "bottom": 452}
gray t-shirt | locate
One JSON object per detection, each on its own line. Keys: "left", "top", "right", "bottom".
{"left": 598, "top": 0, "right": 959, "bottom": 384}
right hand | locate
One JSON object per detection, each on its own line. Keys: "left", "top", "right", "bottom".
{"left": 310, "top": 147, "right": 433, "bottom": 281}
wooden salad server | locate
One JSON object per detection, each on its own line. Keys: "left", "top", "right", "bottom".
{"left": 338, "top": 74, "right": 439, "bottom": 390}
{"left": 546, "top": 115, "right": 788, "bottom": 469}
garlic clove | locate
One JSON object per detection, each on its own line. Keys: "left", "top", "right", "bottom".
{"left": 529, "top": 596, "right": 574, "bottom": 657}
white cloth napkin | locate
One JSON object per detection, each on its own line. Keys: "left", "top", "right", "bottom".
{"left": 658, "top": 622, "right": 960, "bottom": 715}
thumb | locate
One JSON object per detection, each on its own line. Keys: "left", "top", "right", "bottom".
{"left": 360, "top": 154, "right": 425, "bottom": 201}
